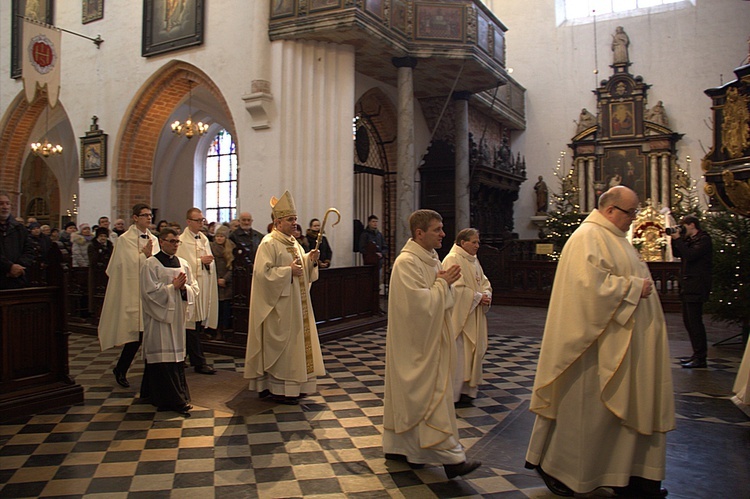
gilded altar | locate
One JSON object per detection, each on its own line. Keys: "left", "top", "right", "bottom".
{"left": 630, "top": 204, "right": 668, "bottom": 262}
{"left": 703, "top": 64, "right": 750, "bottom": 217}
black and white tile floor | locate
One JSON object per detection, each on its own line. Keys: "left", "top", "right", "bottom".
{"left": 1, "top": 306, "right": 748, "bottom": 498}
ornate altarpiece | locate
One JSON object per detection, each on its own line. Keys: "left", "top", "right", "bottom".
{"left": 569, "top": 61, "right": 684, "bottom": 213}
{"left": 702, "top": 64, "right": 750, "bottom": 217}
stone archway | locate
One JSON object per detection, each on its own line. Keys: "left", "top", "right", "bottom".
{"left": 114, "top": 61, "right": 236, "bottom": 220}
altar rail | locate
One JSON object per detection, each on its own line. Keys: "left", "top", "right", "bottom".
{"left": 66, "top": 256, "right": 386, "bottom": 357}
{"left": 479, "top": 240, "right": 682, "bottom": 313}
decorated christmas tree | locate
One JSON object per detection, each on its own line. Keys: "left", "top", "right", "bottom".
{"left": 543, "top": 152, "right": 583, "bottom": 260}
{"left": 703, "top": 209, "right": 750, "bottom": 343}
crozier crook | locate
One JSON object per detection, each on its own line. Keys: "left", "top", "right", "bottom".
{"left": 315, "top": 208, "right": 341, "bottom": 251}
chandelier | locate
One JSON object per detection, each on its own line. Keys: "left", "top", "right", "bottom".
{"left": 31, "top": 104, "right": 63, "bottom": 157}
{"left": 171, "top": 79, "right": 209, "bottom": 139}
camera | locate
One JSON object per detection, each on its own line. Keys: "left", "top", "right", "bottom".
{"left": 665, "top": 225, "right": 686, "bottom": 236}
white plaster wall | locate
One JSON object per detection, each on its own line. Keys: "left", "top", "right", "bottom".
{"left": 486, "top": 0, "right": 749, "bottom": 238}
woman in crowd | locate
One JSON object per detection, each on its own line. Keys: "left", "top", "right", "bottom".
{"left": 71, "top": 223, "right": 94, "bottom": 267}
{"left": 209, "top": 225, "right": 235, "bottom": 340}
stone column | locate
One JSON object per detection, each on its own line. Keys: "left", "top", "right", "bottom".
{"left": 453, "top": 91, "right": 471, "bottom": 231}
{"left": 577, "top": 157, "right": 586, "bottom": 210}
{"left": 661, "top": 154, "right": 670, "bottom": 208}
{"left": 393, "top": 56, "right": 418, "bottom": 250}
{"left": 587, "top": 158, "right": 596, "bottom": 211}
{"left": 649, "top": 153, "right": 659, "bottom": 205}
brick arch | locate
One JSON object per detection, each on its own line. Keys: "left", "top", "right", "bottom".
{"left": 355, "top": 88, "right": 398, "bottom": 173}
{"left": 0, "top": 91, "right": 51, "bottom": 210}
{"left": 115, "top": 60, "right": 236, "bottom": 220}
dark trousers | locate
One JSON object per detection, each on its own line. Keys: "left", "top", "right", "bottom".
{"left": 115, "top": 332, "right": 143, "bottom": 374}
{"left": 682, "top": 301, "right": 707, "bottom": 360}
{"left": 186, "top": 323, "right": 207, "bottom": 367}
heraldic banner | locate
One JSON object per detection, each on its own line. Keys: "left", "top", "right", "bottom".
{"left": 22, "top": 19, "right": 62, "bottom": 108}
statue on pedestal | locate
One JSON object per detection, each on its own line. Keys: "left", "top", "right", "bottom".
{"left": 611, "top": 26, "right": 630, "bottom": 65}
{"left": 534, "top": 175, "right": 548, "bottom": 214}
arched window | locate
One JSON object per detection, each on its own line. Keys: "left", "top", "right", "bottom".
{"left": 205, "top": 129, "right": 237, "bottom": 224}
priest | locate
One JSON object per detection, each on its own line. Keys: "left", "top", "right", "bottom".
{"left": 442, "top": 228, "right": 492, "bottom": 407}
{"left": 244, "top": 191, "right": 324, "bottom": 405}
{"left": 525, "top": 186, "right": 675, "bottom": 498}
{"left": 383, "top": 209, "right": 481, "bottom": 479}
{"left": 140, "top": 228, "right": 199, "bottom": 416}
{"left": 176, "top": 207, "right": 217, "bottom": 375}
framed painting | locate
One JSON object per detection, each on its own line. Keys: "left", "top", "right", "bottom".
{"left": 142, "top": 0, "right": 204, "bottom": 57}
{"left": 610, "top": 102, "right": 635, "bottom": 137}
{"left": 602, "top": 147, "right": 646, "bottom": 201}
{"left": 82, "top": 0, "right": 103, "bottom": 24}
{"left": 80, "top": 118, "right": 107, "bottom": 178}
{"left": 11, "top": 0, "right": 54, "bottom": 79}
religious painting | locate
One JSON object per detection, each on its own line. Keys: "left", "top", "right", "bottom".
{"left": 142, "top": 0, "right": 204, "bottom": 57}
{"left": 415, "top": 4, "right": 463, "bottom": 42}
{"left": 310, "top": 0, "right": 340, "bottom": 13}
{"left": 82, "top": 0, "right": 103, "bottom": 24}
{"left": 80, "top": 118, "right": 107, "bottom": 178}
{"left": 270, "top": 0, "right": 295, "bottom": 19}
{"left": 602, "top": 148, "right": 646, "bottom": 201}
{"left": 364, "top": 0, "right": 384, "bottom": 20}
{"left": 11, "top": 0, "right": 54, "bottom": 79}
{"left": 610, "top": 102, "right": 635, "bottom": 137}
{"left": 391, "top": 0, "right": 407, "bottom": 34}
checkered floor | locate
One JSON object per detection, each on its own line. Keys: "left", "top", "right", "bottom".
{"left": 1, "top": 319, "right": 747, "bottom": 498}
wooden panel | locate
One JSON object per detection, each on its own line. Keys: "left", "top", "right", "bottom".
{"left": 0, "top": 285, "right": 83, "bottom": 421}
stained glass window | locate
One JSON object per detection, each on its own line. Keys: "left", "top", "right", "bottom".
{"left": 204, "top": 129, "right": 237, "bottom": 224}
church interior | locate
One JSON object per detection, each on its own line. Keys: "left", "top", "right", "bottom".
{"left": 1, "top": 0, "right": 750, "bottom": 497}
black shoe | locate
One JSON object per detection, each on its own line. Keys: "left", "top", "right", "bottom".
{"left": 113, "top": 368, "right": 130, "bottom": 388}
{"left": 270, "top": 394, "right": 299, "bottom": 405}
{"left": 258, "top": 389, "right": 271, "bottom": 399}
{"left": 678, "top": 356, "right": 695, "bottom": 363}
{"left": 681, "top": 359, "right": 707, "bottom": 369}
{"left": 444, "top": 460, "right": 481, "bottom": 479}
{"left": 528, "top": 463, "right": 574, "bottom": 497}
{"left": 384, "top": 453, "right": 425, "bottom": 469}
{"left": 455, "top": 394, "right": 475, "bottom": 408}
{"left": 194, "top": 365, "right": 216, "bottom": 375}
{"left": 176, "top": 405, "right": 193, "bottom": 417}
{"left": 613, "top": 484, "right": 668, "bottom": 498}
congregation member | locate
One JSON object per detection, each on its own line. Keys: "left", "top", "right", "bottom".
{"left": 98, "top": 204, "right": 158, "bottom": 388}
{"left": 306, "top": 218, "right": 332, "bottom": 268}
{"left": 292, "top": 223, "right": 309, "bottom": 251}
{"left": 210, "top": 225, "right": 235, "bottom": 340}
{"left": 229, "top": 212, "right": 264, "bottom": 268}
{"left": 670, "top": 214, "right": 713, "bottom": 369}
{"left": 111, "top": 218, "right": 126, "bottom": 238}
{"left": 0, "top": 191, "right": 34, "bottom": 289}
{"left": 28, "top": 221, "right": 51, "bottom": 261}
{"left": 176, "top": 207, "right": 217, "bottom": 375}
{"left": 442, "top": 228, "right": 492, "bottom": 407}
{"left": 383, "top": 209, "right": 481, "bottom": 479}
{"left": 71, "top": 223, "right": 94, "bottom": 267}
{"left": 525, "top": 186, "right": 674, "bottom": 498}
{"left": 140, "top": 228, "right": 199, "bottom": 416}
{"left": 88, "top": 227, "right": 113, "bottom": 271}
{"left": 98, "top": 216, "right": 119, "bottom": 245}
{"left": 244, "top": 191, "right": 324, "bottom": 405}
{"left": 359, "top": 214, "right": 388, "bottom": 267}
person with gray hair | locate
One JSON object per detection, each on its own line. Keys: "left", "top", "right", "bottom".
{"left": 526, "top": 186, "right": 674, "bottom": 498}
{"left": 443, "top": 228, "right": 492, "bottom": 408}
{"left": 0, "top": 191, "right": 34, "bottom": 289}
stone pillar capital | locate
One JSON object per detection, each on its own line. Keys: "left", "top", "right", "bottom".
{"left": 392, "top": 56, "right": 418, "bottom": 69}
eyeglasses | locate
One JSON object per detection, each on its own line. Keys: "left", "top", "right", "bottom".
{"left": 188, "top": 218, "right": 206, "bottom": 223}
{"left": 161, "top": 239, "right": 181, "bottom": 245}
{"left": 613, "top": 205, "right": 640, "bottom": 217}
{"left": 137, "top": 213, "right": 153, "bottom": 218}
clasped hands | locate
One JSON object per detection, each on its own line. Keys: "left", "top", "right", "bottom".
{"left": 172, "top": 271, "right": 187, "bottom": 290}
{"left": 438, "top": 264, "right": 461, "bottom": 286}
